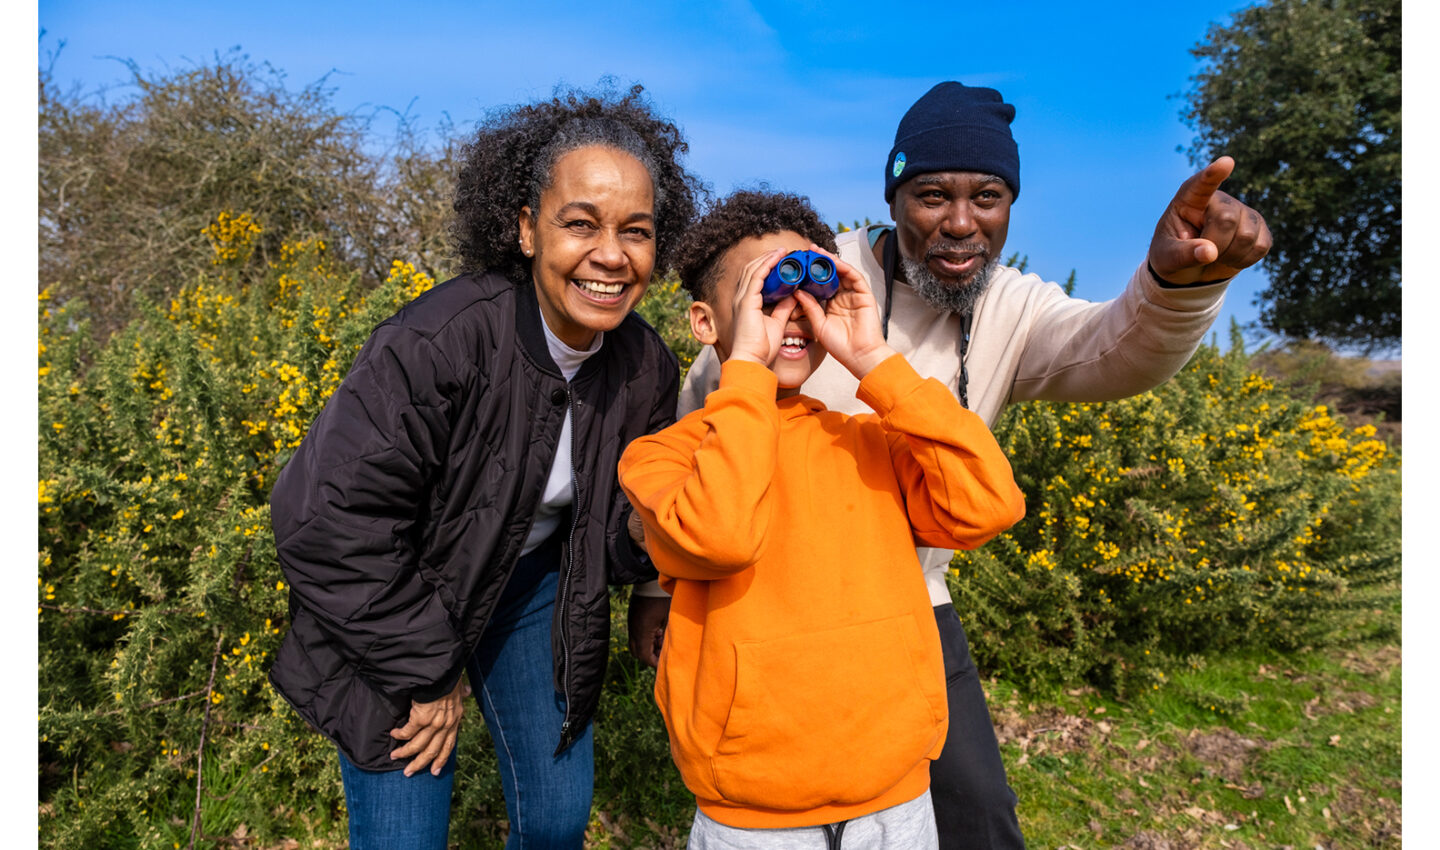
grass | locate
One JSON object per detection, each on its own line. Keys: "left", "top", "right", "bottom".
{"left": 993, "top": 638, "right": 1401, "bottom": 849}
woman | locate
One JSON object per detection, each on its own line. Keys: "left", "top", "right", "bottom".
{"left": 267, "top": 84, "right": 700, "bottom": 849}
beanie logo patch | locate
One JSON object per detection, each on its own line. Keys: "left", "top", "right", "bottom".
{"left": 892, "top": 152, "right": 906, "bottom": 178}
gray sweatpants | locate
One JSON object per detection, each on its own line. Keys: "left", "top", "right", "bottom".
{"left": 686, "top": 789, "right": 938, "bottom": 849}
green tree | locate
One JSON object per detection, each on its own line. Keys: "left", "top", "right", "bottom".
{"left": 1182, "top": 0, "right": 1400, "bottom": 353}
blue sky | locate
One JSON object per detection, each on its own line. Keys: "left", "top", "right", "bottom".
{"left": 38, "top": 0, "right": 1287, "bottom": 347}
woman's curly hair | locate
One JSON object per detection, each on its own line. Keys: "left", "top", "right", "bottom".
{"left": 672, "top": 188, "right": 838, "bottom": 302}
{"left": 451, "top": 83, "right": 704, "bottom": 285}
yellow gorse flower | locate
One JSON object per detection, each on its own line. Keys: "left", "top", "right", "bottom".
{"left": 201, "top": 211, "right": 263, "bottom": 265}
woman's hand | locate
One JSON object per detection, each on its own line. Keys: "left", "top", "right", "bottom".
{"left": 727, "top": 248, "right": 799, "bottom": 366}
{"left": 793, "top": 245, "right": 895, "bottom": 379}
{"left": 389, "top": 678, "right": 470, "bottom": 777}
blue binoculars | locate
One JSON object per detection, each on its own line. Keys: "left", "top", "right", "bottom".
{"left": 761, "top": 251, "right": 839, "bottom": 304}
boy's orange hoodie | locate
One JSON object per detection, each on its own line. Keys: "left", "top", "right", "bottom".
{"left": 618, "top": 355, "right": 1025, "bottom": 829}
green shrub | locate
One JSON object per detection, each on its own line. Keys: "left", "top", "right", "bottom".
{"left": 948, "top": 325, "right": 1401, "bottom": 694}
{"left": 635, "top": 274, "right": 700, "bottom": 376}
{"left": 38, "top": 221, "right": 431, "bottom": 848}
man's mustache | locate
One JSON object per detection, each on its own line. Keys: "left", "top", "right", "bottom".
{"left": 925, "top": 241, "right": 989, "bottom": 261}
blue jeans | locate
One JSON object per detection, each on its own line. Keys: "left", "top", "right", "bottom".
{"left": 339, "top": 749, "right": 457, "bottom": 850}
{"left": 339, "top": 542, "right": 595, "bottom": 849}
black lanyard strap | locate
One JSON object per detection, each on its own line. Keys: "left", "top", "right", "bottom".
{"left": 878, "top": 227, "right": 971, "bottom": 409}
{"left": 881, "top": 226, "right": 898, "bottom": 340}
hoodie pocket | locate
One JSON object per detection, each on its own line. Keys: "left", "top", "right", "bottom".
{"left": 711, "top": 613, "right": 945, "bottom": 810}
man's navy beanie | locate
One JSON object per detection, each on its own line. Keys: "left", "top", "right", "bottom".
{"left": 884, "top": 81, "right": 1020, "bottom": 203}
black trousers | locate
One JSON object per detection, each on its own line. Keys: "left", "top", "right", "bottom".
{"left": 931, "top": 603, "right": 1027, "bottom": 850}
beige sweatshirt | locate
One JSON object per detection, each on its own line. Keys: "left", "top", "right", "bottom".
{"left": 665, "top": 227, "right": 1229, "bottom": 606}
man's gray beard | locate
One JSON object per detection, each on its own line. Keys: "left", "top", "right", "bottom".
{"left": 901, "top": 256, "right": 998, "bottom": 315}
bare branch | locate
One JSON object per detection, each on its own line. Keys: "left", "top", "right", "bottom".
{"left": 189, "top": 633, "right": 225, "bottom": 850}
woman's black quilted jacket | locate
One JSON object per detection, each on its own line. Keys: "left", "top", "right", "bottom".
{"left": 266, "top": 272, "right": 677, "bottom": 769}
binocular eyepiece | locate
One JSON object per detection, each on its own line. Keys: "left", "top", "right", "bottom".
{"left": 761, "top": 251, "right": 839, "bottom": 305}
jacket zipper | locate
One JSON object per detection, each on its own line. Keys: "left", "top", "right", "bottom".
{"left": 556, "top": 381, "right": 582, "bottom": 754}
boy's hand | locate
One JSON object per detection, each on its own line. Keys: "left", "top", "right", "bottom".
{"left": 727, "top": 248, "right": 799, "bottom": 366}
{"left": 627, "top": 593, "right": 669, "bottom": 668}
{"left": 794, "top": 245, "right": 896, "bottom": 379}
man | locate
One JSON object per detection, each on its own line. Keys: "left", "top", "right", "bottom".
{"left": 629, "top": 81, "right": 1271, "bottom": 849}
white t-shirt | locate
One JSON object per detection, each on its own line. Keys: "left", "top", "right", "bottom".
{"left": 521, "top": 322, "right": 603, "bottom": 555}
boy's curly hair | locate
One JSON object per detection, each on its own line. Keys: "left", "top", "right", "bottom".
{"left": 450, "top": 82, "right": 704, "bottom": 285}
{"left": 672, "top": 188, "right": 838, "bottom": 302}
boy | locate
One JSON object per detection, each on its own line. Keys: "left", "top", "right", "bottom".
{"left": 618, "top": 191, "right": 1025, "bottom": 846}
